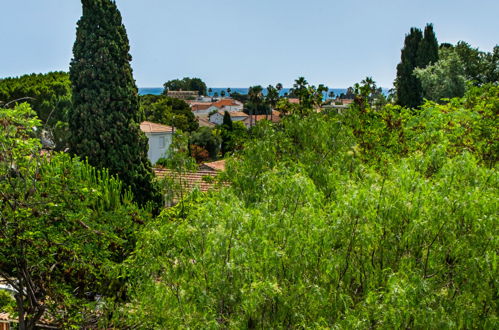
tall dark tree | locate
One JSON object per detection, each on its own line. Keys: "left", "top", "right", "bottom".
{"left": 69, "top": 0, "right": 159, "bottom": 206}
{"left": 417, "top": 24, "right": 439, "bottom": 68}
{"left": 221, "top": 111, "right": 233, "bottom": 156}
{"left": 395, "top": 27, "right": 423, "bottom": 108}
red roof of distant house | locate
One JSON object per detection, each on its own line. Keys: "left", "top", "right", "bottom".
{"left": 197, "top": 115, "right": 215, "bottom": 127}
{"left": 201, "top": 159, "right": 226, "bottom": 172}
{"left": 154, "top": 168, "right": 223, "bottom": 193}
{"left": 191, "top": 103, "right": 213, "bottom": 111}
{"left": 340, "top": 99, "right": 354, "bottom": 105}
{"left": 244, "top": 111, "right": 281, "bottom": 126}
{"left": 287, "top": 98, "right": 300, "bottom": 104}
{"left": 218, "top": 111, "right": 248, "bottom": 117}
{"left": 140, "top": 121, "right": 173, "bottom": 133}
{"left": 213, "top": 99, "right": 241, "bottom": 108}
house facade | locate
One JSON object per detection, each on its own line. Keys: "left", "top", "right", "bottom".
{"left": 140, "top": 121, "right": 174, "bottom": 164}
{"left": 209, "top": 111, "right": 248, "bottom": 125}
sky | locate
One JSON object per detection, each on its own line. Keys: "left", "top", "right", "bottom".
{"left": 1, "top": 0, "right": 498, "bottom": 88}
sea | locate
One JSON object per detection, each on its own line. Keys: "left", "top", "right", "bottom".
{"left": 139, "top": 87, "right": 355, "bottom": 99}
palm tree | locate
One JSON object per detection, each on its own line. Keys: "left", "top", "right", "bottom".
{"left": 293, "top": 77, "right": 309, "bottom": 103}
{"left": 266, "top": 85, "right": 279, "bottom": 121}
{"left": 276, "top": 82, "right": 283, "bottom": 97}
{"left": 221, "top": 90, "right": 226, "bottom": 98}
{"left": 227, "top": 87, "right": 231, "bottom": 96}
{"left": 248, "top": 85, "right": 263, "bottom": 127}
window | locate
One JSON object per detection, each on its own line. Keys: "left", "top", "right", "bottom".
{"left": 159, "top": 136, "right": 166, "bottom": 148}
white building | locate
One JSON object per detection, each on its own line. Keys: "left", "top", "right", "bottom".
{"left": 190, "top": 99, "right": 244, "bottom": 116}
{"left": 140, "top": 121, "right": 174, "bottom": 164}
{"left": 209, "top": 111, "right": 248, "bottom": 125}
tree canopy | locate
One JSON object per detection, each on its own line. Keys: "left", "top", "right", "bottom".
{"left": 0, "top": 72, "right": 71, "bottom": 149}
{"left": 163, "top": 77, "right": 207, "bottom": 96}
{"left": 140, "top": 94, "right": 199, "bottom": 132}
{"left": 414, "top": 48, "right": 467, "bottom": 102}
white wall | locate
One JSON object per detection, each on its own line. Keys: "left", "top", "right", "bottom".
{"left": 145, "top": 132, "right": 173, "bottom": 164}
{"left": 210, "top": 113, "right": 247, "bottom": 125}
{"left": 221, "top": 105, "right": 244, "bottom": 112}
{"left": 209, "top": 113, "right": 224, "bottom": 125}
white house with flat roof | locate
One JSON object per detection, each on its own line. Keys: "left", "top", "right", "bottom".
{"left": 140, "top": 121, "right": 174, "bottom": 164}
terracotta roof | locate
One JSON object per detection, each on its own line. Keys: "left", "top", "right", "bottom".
{"left": 196, "top": 115, "right": 215, "bottom": 127}
{"left": 244, "top": 111, "right": 281, "bottom": 125}
{"left": 191, "top": 103, "right": 213, "bottom": 111}
{"left": 140, "top": 121, "right": 173, "bottom": 133}
{"left": 201, "top": 159, "right": 226, "bottom": 172}
{"left": 154, "top": 168, "right": 224, "bottom": 193}
{"left": 213, "top": 99, "right": 241, "bottom": 108}
{"left": 220, "top": 111, "right": 248, "bottom": 117}
{"left": 287, "top": 98, "right": 300, "bottom": 104}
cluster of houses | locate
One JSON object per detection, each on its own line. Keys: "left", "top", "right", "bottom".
{"left": 140, "top": 92, "right": 354, "bottom": 166}
{"left": 187, "top": 98, "right": 281, "bottom": 128}
{"left": 140, "top": 95, "right": 284, "bottom": 165}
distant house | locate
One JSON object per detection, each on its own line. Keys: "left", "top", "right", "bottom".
{"left": 212, "top": 99, "right": 244, "bottom": 112}
{"left": 190, "top": 103, "right": 214, "bottom": 114}
{"left": 190, "top": 99, "right": 243, "bottom": 116}
{"left": 140, "top": 121, "right": 174, "bottom": 164}
{"left": 209, "top": 111, "right": 248, "bottom": 125}
{"left": 196, "top": 115, "right": 216, "bottom": 128}
{"left": 244, "top": 110, "right": 282, "bottom": 127}
{"left": 166, "top": 90, "right": 198, "bottom": 100}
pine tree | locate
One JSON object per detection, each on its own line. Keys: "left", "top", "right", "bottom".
{"left": 417, "top": 24, "right": 439, "bottom": 68}
{"left": 69, "top": 0, "right": 160, "bottom": 207}
{"left": 396, "top": 27, "right": 423, "bottom": 108}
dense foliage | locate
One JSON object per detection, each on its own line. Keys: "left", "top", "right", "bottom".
{"left": 69, "top": 0, "right": 159, "bottom": 207}
{"left": 0, "top": 72, "right": 71, "bottom": 149}
{"left": 190, "top": 127, "right": 222, "bottom": 160}
{"left": 140, "top": 94, "right": 199, "bottom": 132}
{"left": 453, "top": 41, "right": 499, "bottom": 85}
{"left": 110, "top": 85, "right": 498, "bottom": 328}
{"left": 163, "top": 77, "right": 208, "bottom": 96}
{"left": 414, "top": 48, "right": 467, "bottom": 102}
{"left": 0, "top": 103, "right": 148, "bottom": 329}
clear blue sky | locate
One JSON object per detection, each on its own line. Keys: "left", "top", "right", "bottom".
{"left": 1, "top": 0, "right": 498, "bottom": 88}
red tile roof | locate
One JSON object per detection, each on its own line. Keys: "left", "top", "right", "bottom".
{"left": 213, "top": 99, "right": 241, "bottom": 108}
{"left": 201, "top": 159, "right": 226, "bottom": 172}
{"left": 191, "top": 103, "right": 213, "bottom": 111}
{"left": 223, "top": 111, "right": 248, "bottom": 117}
{"left": 140, "top": 121, "right": 173, "bottom": 133}
{"left": 244, "top": 111, "right": 281, "bottom": 125}
{"left": 154, "top": 168, "right": 223, "bottom": 193}
{"left": 196, "top": 115, "right": 215, "bottom": 127}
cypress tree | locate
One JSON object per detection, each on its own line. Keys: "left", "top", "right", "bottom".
{"left": 396, "top": 27, "right": 423, "bottom": 108}
{"left": 222, "top": 111, "right": 233, "bottom": 130}
{"left": 221, "top": 111, "right": 233, "bottom": 156}
{"left": 417, "top": 23, "right": 439, "bottom": 68}
{"left": 69, "top": 0, "right": 160, "bottom": 206}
